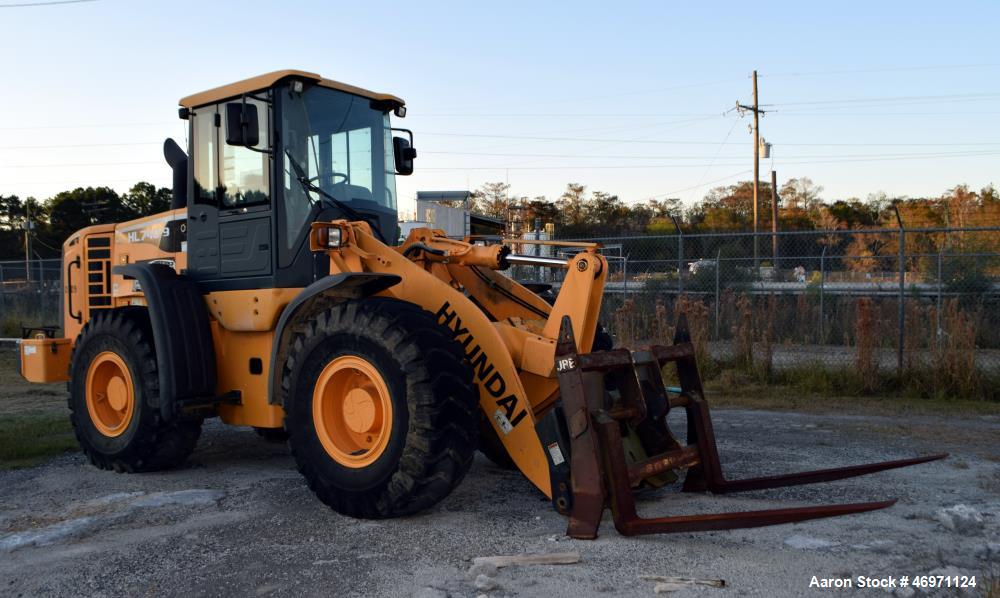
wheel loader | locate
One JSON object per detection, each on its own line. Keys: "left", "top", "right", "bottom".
{"left": 17, "top": 70, "right": 945, "bottom": 538}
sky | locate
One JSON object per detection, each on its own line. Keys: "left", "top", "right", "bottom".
{"left": 1, "top": 0, "right": 998, "bottom": 218}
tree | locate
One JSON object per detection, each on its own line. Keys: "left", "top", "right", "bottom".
{"left": 0, "top": 194, "right": 26, "bottom": 230}
{"left": 46, "top": 186, "right": 126, "bottom": 242}
{"left": 556, "top": 183, "right": 587, "bottom": 227}
{"left": 689, "top": 181, "right": 757, "bottom": 230}
{"left": 471, "top": 181, "right": 512, "bottom": 220}
{"left": 828, "top": 198, "right": 878, "bottom": 228}
{"left": 814, "top": 206, "right": 845, "bottom": 248}
{"left": 864, "top": 191, "right": 892, "bottom": 219}
{"left": 122, "top": 182, "right": 171, "bottom": 217}
{"left": 941, "top": 184, "right": 980, "bottom": 229}
{"left": 844, "top": 231, "right": 886, "bottom": 273}
{"left": 584, "top": 191, "right": 628, "bottom": 228}
{"left": 779, "top": 177, "right": 823, "bottom": 212}
{"left": 647, "top": 198, "right": 681, "bottom": 219}
{"left": 524, "top": 196, "right": 559, "bottom": 228}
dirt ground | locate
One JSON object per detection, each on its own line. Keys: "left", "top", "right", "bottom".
{"left": 0, "top": 362, "right": 997, "bottom": 597}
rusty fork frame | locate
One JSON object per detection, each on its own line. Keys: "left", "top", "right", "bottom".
{"left": 550, "top": 315, "right": 947, "bottom": 539}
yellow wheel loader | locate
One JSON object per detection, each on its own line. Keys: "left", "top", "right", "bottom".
{"left": 18, "top": 71, "right": 945, "bottom": 537}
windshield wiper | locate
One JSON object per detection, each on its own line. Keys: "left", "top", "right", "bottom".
{"left": 284, "top": 149, "right": 387, "bottom": 243}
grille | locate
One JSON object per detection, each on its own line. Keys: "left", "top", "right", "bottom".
{"left": 85, "top": 235, "right": 113, "bottom": 311}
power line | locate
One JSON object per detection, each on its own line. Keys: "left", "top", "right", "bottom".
{"left": 0, "top": 0, "right": 97, "bottom": 6}
{"left": 412, "top": 132, "right": 1000, "bottom": 146}
{"left": 0, "top": 122, "right": 176, "bottom": 131}
{"left": 3, "top": 135, "right": 999, "bottom": 152}
{"left": 760, "top": 63, "right": 1000, "bottom": 78}
{"left": 0, "top": 141, "right": 161, "bottom": 150}
{"left": 649, "top": 170, "right": 754, "bottom": 199}
{"left": 774, "top": 110, "right": 1000, "bottom": 116}
{"left": 0, "top": 160, "right": 161, "bottom": 168}
{"left": 4, "top": 177, "right": 168, "bottom": 186}
{"left": 765, "top": 92, "right": 1000, "bottom": 107}
{"left": 422, "top": 148, "right": 1000, "bottom": 160}
{"left": 415, "top": 150, "right": 1000, "bottom": 171}
{"left": 9, "top": 149, "right": 997, "bottom": 171}
{"left": 687, "top": 116, "right": 741, "bottom": 204}
{"left": 413, "top": 112, "right": 718, "bottom": 118}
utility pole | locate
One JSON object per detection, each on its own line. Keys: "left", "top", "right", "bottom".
{"left": 23, "top": 203, "right": 33, "bottom": 283}
{"left": 770, "top": 170, "right": 779, "bottom": 268}
{"left": 736, "top": 70, "right": 765, "bottom": 271}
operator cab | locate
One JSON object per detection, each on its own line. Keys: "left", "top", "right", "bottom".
{"left": 173, "top": 70, "right": 415, "bottom": 290}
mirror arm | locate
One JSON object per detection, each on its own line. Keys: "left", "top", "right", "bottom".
{"left": 239, "top": 94, "right": 272, "bottom": 155}
{"left": 391, "top": 127, "right": 414, "bottom": 145}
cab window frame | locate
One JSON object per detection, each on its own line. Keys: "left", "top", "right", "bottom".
{"left": 220, "top": 96, "right": 272, "bottom": 210}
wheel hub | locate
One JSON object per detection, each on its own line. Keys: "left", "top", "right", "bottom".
{"left": 343, "top": 388, "right": 377, "bottom": 434}
{"left": 313, "top": 355, "right": 393, "bottom": 468}
{"left": 85, "top": 351, "right": 135, "bottom": 437}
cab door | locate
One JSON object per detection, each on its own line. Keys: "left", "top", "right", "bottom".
{"left": 187, "top": 105, "right": 221, "bottom": 278}
{"left": 187, "top": 98, "right": 273, "bottom": 285}
{"left": 217, "top": 97, "right": 272, "bottom": 280}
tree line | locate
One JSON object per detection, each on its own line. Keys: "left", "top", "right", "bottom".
{"left": 1, "top": 177, "right": 997, "bottom": 264}
{"left": 464, "top": 178, "right": 1000, "bottom": 276}
{"left": 0, "top": 183, "right": 171, "bottom": 259}
{"left": 466, "top": 178, "right": 999, "bottom": 238}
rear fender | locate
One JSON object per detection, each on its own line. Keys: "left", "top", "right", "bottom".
{"left": 113, "top": 263, "right": 216, "bottom": 420}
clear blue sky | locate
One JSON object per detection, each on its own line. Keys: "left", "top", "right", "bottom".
{"left": 2, "top": 0, "right": 998, "bottom": 217}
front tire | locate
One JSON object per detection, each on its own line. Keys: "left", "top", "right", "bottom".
{"left": 282, "top": 298, "right": 478, "bottom": 518}
{"left": 68, "top": 308, "right": 202, "bottom": 472}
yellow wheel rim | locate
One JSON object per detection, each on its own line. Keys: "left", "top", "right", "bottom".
{"left": 313, "top": 355, "right": 393, "bottom": 468}
{"left": 85, "top": 351, "right": 135, "bottom": 437}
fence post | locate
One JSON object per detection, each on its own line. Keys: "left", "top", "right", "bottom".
{"left": 894, "top": 207, "right": 906, "bottom": 377}
{"left": 623, "top": 255, "right": 628, "bottom": 295}
{"left": 678, "top": 233, "right": 684, "bottom": 296}
{"left": 714, "top": 248, "right": 721, "bottom": 341}
{"left": 818, "top": 246, "right": 826, "bottom": 343}
{"left": 936, "top": 249, "right": 943, "bottom": 341}
{"left": 668, "top": 214, "right": 683, "bottom": 296}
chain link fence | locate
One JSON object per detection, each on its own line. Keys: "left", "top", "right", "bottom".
{"left": 4, "top": 227, "right": 999, "bottom": 398}
{"left": 511, "top": 226, "right": 1000, "bottom": 400}
{"left": 0, "top": 258, "right": 62, "bottom": 338}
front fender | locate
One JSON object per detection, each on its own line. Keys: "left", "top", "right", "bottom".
{"left": 267, "top": 272, "right": 400, "bottom": 406}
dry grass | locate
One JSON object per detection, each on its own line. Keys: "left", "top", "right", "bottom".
{"left": 935, "top": 298, "right": 978, "bottom": 395}
{"left": 674, "top": 295, "right": 711, "bottom": 367}
{"left": 733, "top": 294, "right": 754, "bottom": 369}
{"left": 984, "top": 575, "right": 999, "bottom": 598}
{"left": 705, "top": 376, "right": 1000, "bottom": 418}
{"left": 855, "top": 297, "right": 879, "bottom": 392}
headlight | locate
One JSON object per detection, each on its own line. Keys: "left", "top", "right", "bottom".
{"left": 317, "top": 226, "right": 342, "bottom": 248}
{"left": 310, "top": 224, "right": 346, "bottom": 252}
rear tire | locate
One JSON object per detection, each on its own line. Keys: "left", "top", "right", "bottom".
{"left": 68, "top": 308, "right": 202, "bottom": 472}
{"left": 282, "top": 298, "right": 478, "bottom": 518}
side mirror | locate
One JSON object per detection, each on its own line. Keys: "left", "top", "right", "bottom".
{"left": 225, "top": 102, "right": 260, "bottom": 147}
{"left": 393, "top": 136, "right": 416, "bottom": 176}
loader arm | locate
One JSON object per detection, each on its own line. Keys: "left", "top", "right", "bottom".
{"left": 311, "top": 219, "right": 946, "bottom": 538}
{"left": 308, "top": 221, "right": 614, "bottom": 497}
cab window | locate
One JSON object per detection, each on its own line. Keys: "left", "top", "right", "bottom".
{"left": 192, "top": 105, "right": 218, "bottom": 205}
{"left": 221, "top": 97, "right": 270, "bottom": 208}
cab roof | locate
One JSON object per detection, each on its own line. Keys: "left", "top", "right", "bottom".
{"left": 178, "top": 69, "right": 405, "bottom": 109}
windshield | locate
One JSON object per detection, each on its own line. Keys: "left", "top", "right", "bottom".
{"left": 280, "top": 84, "right": 398, "bottom": 251}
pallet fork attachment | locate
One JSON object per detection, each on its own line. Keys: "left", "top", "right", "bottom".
{"left": 551, "top": 315, "right": 947, "bottom": 539}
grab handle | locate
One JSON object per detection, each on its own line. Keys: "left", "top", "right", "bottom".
{"left": 67, "top": 256, "right": 82, "bottom": 322}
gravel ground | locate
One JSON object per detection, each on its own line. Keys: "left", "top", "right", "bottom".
{"left": 0, "top": 409, "right": 997, "bottom": 597}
